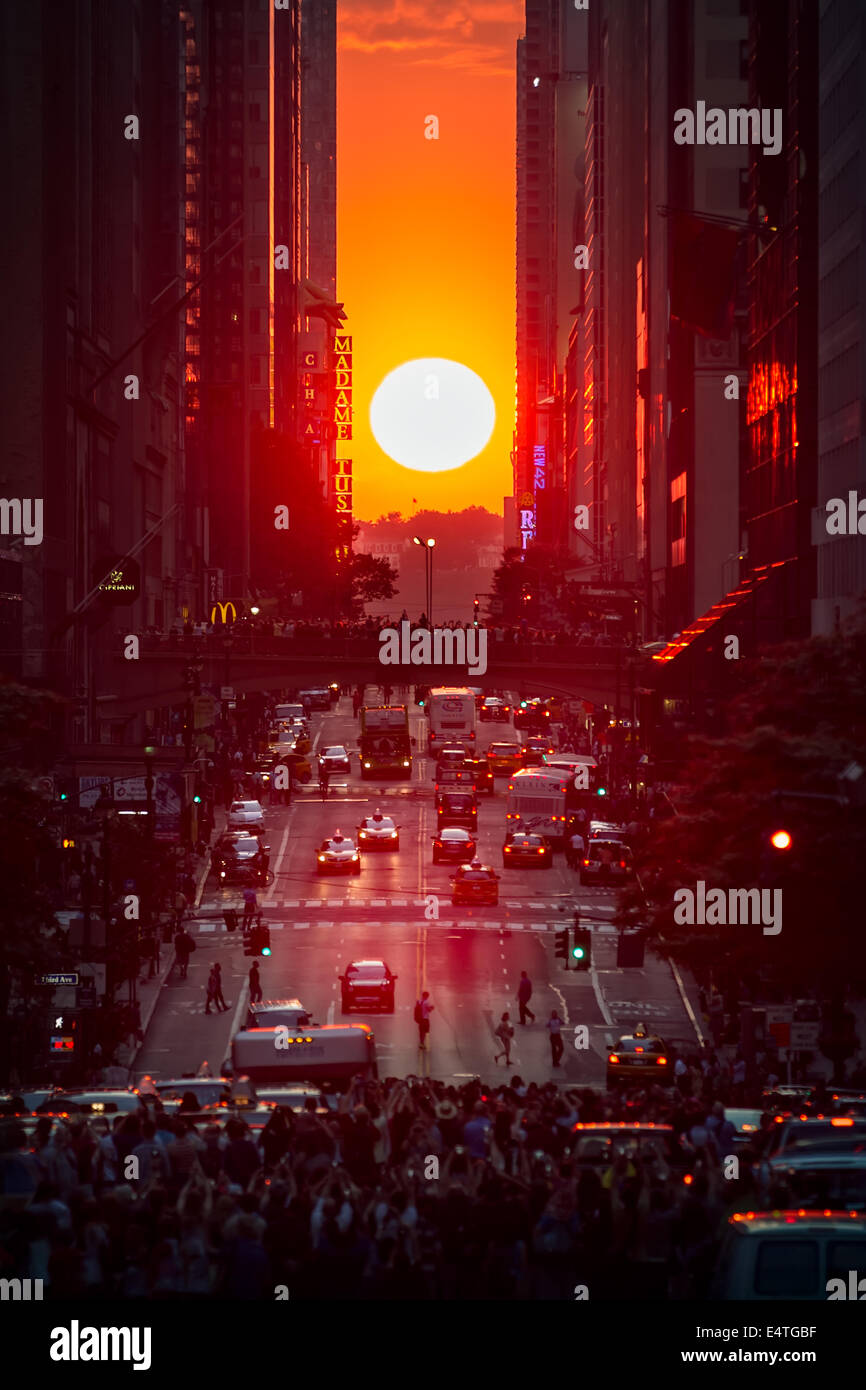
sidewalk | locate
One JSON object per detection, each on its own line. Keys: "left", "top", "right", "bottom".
{"left": 111, "top": 846, "right": 213, "bottom": 1082}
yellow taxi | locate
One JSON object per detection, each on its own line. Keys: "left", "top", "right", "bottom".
{"left": 606, "top": 1025, "right": 672, "bottom": 1087}
{"left": 486, "top": 742, "right": 525, "bottom": 776}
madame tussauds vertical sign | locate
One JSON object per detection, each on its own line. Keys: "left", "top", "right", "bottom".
{"left": 332, "top": 335, "right": 352, "bottom": 556}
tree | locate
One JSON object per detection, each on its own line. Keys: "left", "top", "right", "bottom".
{"left": 621, "top": 612, "right": 866, "bottom": 1003}
{"left": 347, "top": 550, "right": 398, "bottom": 612}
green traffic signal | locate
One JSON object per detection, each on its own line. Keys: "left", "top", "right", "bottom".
{"left": 571, "top": 945, "right": 585, "bottom": 959}
{"left": 193, "top": 793, "right": 202, "bottom": 804}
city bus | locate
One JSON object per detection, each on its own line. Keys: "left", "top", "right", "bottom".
{"left": 427, "top": 687, "right": 476, "bottom": 748}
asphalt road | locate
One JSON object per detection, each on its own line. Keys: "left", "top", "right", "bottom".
{"left": 134, "top": 695, "right": 701, "bottom": 1086}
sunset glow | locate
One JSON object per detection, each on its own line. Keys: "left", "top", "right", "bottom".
{"left": 337, "top": 0, "right": 525, "bottom": 520}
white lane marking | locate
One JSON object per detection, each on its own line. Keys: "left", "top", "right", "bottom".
{"left": 327, "top": 999, "right": 335, "bottom": 1024}
{"left": 266, "top": 822, "right": 291, "bottom": 902}
{"left": 229, "top": 983, "right": 249, "bottom": 1039}
{"left": 590, "top": 965, "right": 615, "bottom": 1027}
{"left": 293, "top": 924, "right": 310, "bottom": 930}
{"left": 370, "top": 899, "right": 387, "bottom": 907}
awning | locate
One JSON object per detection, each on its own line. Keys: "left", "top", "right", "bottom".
{"left": 651, "top": 563, "right": 787, "bottom": 665}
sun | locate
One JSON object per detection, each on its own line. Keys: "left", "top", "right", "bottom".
{"left": 369, "top": 357, "right": 495, "bottom": 473}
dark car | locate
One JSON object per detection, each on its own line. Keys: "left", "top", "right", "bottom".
{"left": 580, "top": 840, "right": 634, "bottom": 885}
{"left": 432, "top": 827, "right": 477, "bottom": 864}
{"left": 502, "top": 830, "right": 553, "bottom": 868}
{"left": 480, "top": 697, "right": 510, "bottom": 722}
{"left": 436, "top": 789, "right": 478, "bottom": 830}
{"left": 461, "top": 755, "right": 495, "bottom": 795}
{"left": 340, "top": 959, "right": 397, "bottom": 1013}
{"left": 319, "top": 745, "right": 351, "bottom": 775}
{"left": 606, "top": 1031, "right": 672, "bottom": 1087}
{"left": 451, "top": 860, "right": 500, "bottom": 905}
{"left": 212, "top": 834, "right": 268, "bottom": 884}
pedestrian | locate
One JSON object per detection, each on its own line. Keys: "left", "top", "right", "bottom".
{"left": 173, "top": 888, "right": 188, "bottom": 931}
{"left": 211, "top": 962, "right": 229, "bottom": 1013}
{"left": 242, "top": 885, "right": 258, "bottom": 928}
{"left": 414, "top": 991, "right": 434, "bottom": 1049}
{"left": 204, "top": 967, "right": 218, "bottom": 1016}
{"left": 173, "top": 927, "right": 195, "bottom": 980}
{"left": 147, "top": 932, "right": 161, "bottom": 979}
{"left": 567, "top": 827, "right": 585, "bottom": 871}
{"left": 249, "top": 960, "right": 263, "bottom": 1005}
{"left": 547, "top": 1011, "right": 564, "bottom": 1068}
{"left": 517, "top": 970, "right": 535, "bottom": 1025}
{"left": 494, "top": 1011, "right": 515, "bottom": 1066}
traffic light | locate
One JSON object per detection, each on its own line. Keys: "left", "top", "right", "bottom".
{"left": 596, "top": 786, "right": 607, "bottom": 798}
{"left": 473, "top": 598, "right": 480, "bottom": 626}
{"left": 572, "top": 927, "right": 592, "bottom": 971}
{"left": 554, "top": 927, "right": 570, "bottom": 962}
{"left": 244, "top": 922, "right": 271, "bottom": 957}
{"left": 61, "top": 837, "right": 76, "bottom": 851}
{"left": 193, "top": 791, "right": 203, "bottom": 805}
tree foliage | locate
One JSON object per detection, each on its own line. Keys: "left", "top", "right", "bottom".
{"left": 621, "top": 615, "right": 866, "bottom": 997}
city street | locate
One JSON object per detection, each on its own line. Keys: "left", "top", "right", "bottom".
{"left": 134, "top": 696, "right": 701, "bottom": 1085}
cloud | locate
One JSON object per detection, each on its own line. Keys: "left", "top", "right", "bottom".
{"left": 339, "top": 0, "right": 524, "bottom": 74}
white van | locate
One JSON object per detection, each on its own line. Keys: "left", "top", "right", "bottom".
{"left": 228, "top": 1023, "right": 377, "bottom": 1083}
{"left": 274, "top": 703, "right": 305, "bottom": 723}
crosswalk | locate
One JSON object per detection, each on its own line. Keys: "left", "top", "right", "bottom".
{"left": 193, "top": 917, "right": 620, "bottom": 935}
{"left": 254, "top": 895, "right": 617, "bottom": 909}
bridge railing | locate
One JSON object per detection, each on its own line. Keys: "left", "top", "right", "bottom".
{"left": 130, "top": 631, "right": 631, "bottom": 664}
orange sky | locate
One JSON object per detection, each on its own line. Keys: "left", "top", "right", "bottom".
{"left": 337, "top": 0, "right": 525, "bottom": 522}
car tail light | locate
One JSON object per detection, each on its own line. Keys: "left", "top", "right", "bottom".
{"left": 608, "top": 1054, "right": 620, "bottom": 1064}
{"left": 537, "top": 848, "right": 544, "bottom": 855}
{"left": 504, "top": 847, "right": 512, "bottom": 853}
{"left": 620, "top": 860, "right": 626, "bottom": 868}
{"left": 831, "top": 1118, "right": 854, "bottom": 1127}
{"left": 583, "top": 859, "right": 590, "bottom": 866}
{"left": 656, "top": 1056, "right": 667, "bottom": 1066}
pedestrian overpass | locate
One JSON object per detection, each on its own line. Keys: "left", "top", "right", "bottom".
{"left": 105, "top": 633, "right": 645, "bottom": 720}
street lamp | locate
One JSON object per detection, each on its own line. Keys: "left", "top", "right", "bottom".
{"left": 412, "top": 536, "right": 436, "bottom": 626}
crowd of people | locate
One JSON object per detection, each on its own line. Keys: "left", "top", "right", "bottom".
{"left": 0, "top": 1061, "right": 794, "bottom": 1301}
{"left": 135, "top": 612, "right": 634, "bottom": 652}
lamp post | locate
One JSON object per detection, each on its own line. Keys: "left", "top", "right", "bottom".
{"left": 412, "top": 536, "right": 436, "bottom": 626}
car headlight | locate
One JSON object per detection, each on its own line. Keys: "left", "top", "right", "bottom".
{"left": 352, "top": 852, "right": 359, "bottom": 860}
{"left": 402, "top": 760, "right": 410, "bottom": 767}
{"left": 359, "top": 831, "right": 367, "bottom": 838}
{"left": 363, "top": 762, "right": 371, "bottom": 769}
{"left": 317, "top": 855, "right": 326, "bottom": 862}
{"left": 390, "top": 832, "right": 398, "bottom": 839}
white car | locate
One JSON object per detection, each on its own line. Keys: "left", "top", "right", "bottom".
{"left": 228, "top": 800, "right": 265, "bottom": 833}
{"left": 357, "top": 812, "right": 400, "bottom": 850}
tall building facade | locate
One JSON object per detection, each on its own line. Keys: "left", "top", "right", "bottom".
{"left": 744, "top": 0, "right": 818, "bottom": 640}
{"left": 813, "top": 0, "right": 866, "bottom": 635}
{"left": 514, "top": 1, "right": 588, "bottom": 555}
{"left": 0, "top": 0, "right": 193, "bottom": 744}
{"left": 185, "top": 0, "right": 304, "bottom": 606}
